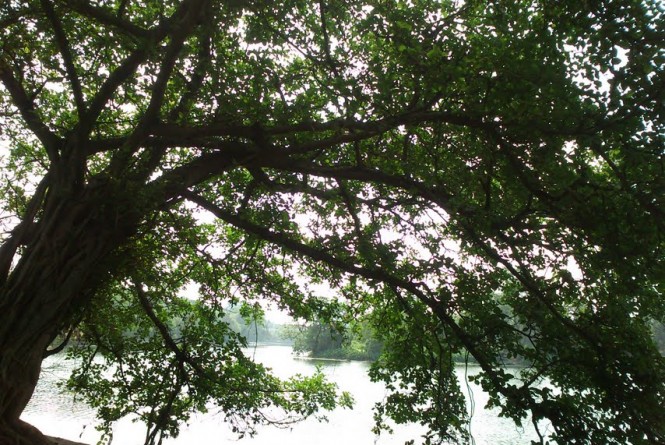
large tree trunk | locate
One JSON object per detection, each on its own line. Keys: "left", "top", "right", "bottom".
{"left": 0, "top": 331, "right": 52, "bottom": 445}
{"left": 0, "top": 184, "right": 140, "bottom": 444}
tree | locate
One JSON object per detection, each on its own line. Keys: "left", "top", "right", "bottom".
{"left": 286, "top": 317, "right": 383, "bottom": 360}
{"left": 0, "top": 0, "right": 663, "bottom": 444}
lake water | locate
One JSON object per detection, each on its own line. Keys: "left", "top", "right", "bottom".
{"left": 22, "top": 345, "right": 549, "bottom": 444}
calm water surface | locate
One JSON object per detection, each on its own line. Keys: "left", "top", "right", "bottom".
{"left": 23, "top": 345, "right": 549, "bottom": 444}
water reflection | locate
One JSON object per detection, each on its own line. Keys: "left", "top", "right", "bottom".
{"left": 23, "top": 345, "right": 547, "bottom": 444}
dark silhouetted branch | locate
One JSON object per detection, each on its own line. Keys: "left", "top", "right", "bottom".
{"left": 40, "top": 0, "right": 86, "bottom": 118}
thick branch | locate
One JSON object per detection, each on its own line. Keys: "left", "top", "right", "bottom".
{"left": 0, "top": 174, "right": 51, "bottom": 283}
{"left": 167, "top": 28, "right": 212, "bottom": 122}
{"left": 129, "top": 23, "right": 212, "bottom": 181}
{"left": 266, "top": 156, "right": 602, "bottom": 357}
{"left": 39, "top": 0, "right": 85, "bottom": 118}
{"left": 260, "top": 162, "right": 473, "bottom": 219}
{"left": 317, "top": 0, "right": 339, "bottom": 78}
{"left": 152, "top": 109, "right": 486, "bottom": 141}
{"left": 0, "top": 59, "right": 61, "bottom": 161}
{"left": 86, "top": 109, "right": 486, "bottom": 158}
{"left": 183, "top": 191, "right": 530, "bottom": 409}
{"left": 81, "top": 46, "right": 152, "bottom": 136}
{"left": 137, "top": 0, "right": 207, "bottom": 129}
{"left": 81, "top": 0, "right": 197, "bottom": 137}
{"left": 154, "top": 140, "right": 260, "bottom": 201}
{"left": 107, "top": 0, "right": 209, "bottom": 176}
{"left": 62, "top": 0, "right": 152, "bottom": 39}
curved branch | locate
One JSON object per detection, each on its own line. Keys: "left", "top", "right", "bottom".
{"left": 43, "top": 316, "right": 81, "bottom": 358}
{"left": 137, "top": 0, "right": 207, "bottom": 129}
{"left": 86, "top": 109, "right": 487, "bottom": 159}
{"left": 260, "top": 162, "right": 470, "bottom": 218}
{"left": 107, "top": 0, "right": 209, "bottom": 176}
{"left": 132, "top": 25, "right": 214, "bottom": 179}
{"left": 134, "top": 281, "right": 208, "bottom": 378}
{"left": 80, "top": 0, "right": 200, "bottom": 137}
{"left": 152, "top": 109, "right": 486, "bottom": 141}
{"left": 167, "top": 26, "right": 212, "bottom": 122}
{"left": 182, "top": 190, "right": 532, "bottom": 411}
{"left": 62, "top": 0, "right": 152, "bottom": 39}
{"left": 39, "top": 0, "right": 86, "bottom": 118}
{"left": 81, "top": 42, "right": 155, "bottom": 135}
{"left": 0, "top": 59, "right": 61, "bottom": 161}
{"left": 153, "top": 140, "right": 259, "bottom": 201}
{"left": 264, "top": 156, "right": 602, "bottom": 357}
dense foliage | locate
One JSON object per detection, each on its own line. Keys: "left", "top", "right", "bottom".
{"left": 0, "top": 0, "right": 664, "bottom": 444}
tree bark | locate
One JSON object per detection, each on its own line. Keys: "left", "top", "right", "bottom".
{"left": 0, "top": 183, "right": 140, "bottom": 444}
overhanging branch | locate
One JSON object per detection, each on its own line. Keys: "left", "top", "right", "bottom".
{"left": 153, "top": 141, "right": 258, "bottom": 202}
{"left": 133, "top": 281, "right": 208, "bottom": 379}
{"left": 182, "top": 190, "right": 530, "bottom": 410}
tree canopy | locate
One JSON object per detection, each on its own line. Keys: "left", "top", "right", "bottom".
{"left": 0, "top": 0, "right": 664, "bottom": 444}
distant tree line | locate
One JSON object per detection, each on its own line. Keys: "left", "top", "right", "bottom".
{"left": 283, "top": 319, "right": 383, "bottom": 361}
{"left": 222, "top": 305, "right": 286, "bottom": 344}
